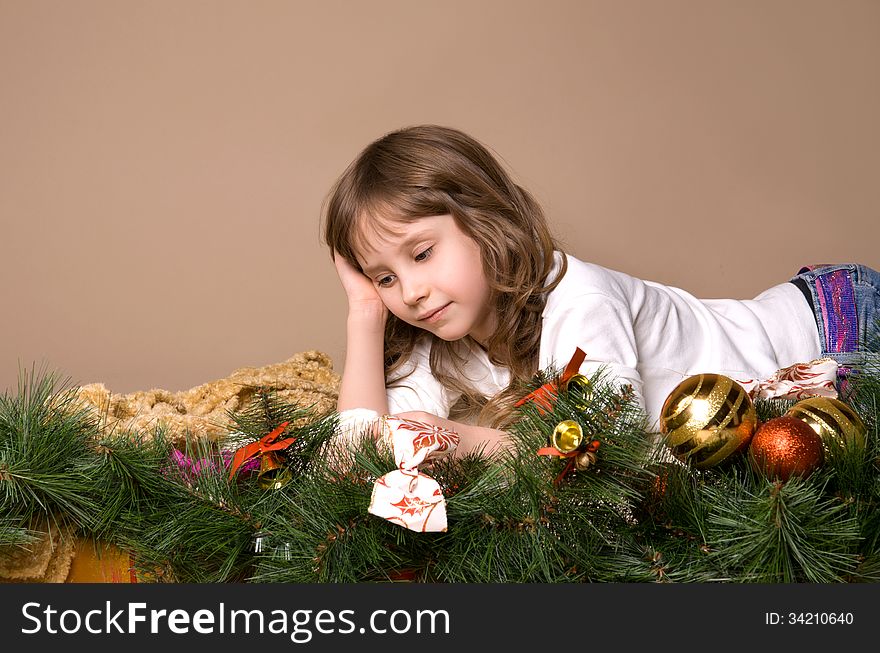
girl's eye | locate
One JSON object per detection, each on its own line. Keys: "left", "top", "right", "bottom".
{"left": 377, "top": 275, "right": 395, "bottom": 288}
{"left": 414, "top": 246, "right": 434, "bottom": 262}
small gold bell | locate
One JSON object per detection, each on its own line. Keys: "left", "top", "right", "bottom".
{"left": 564, "top": 374, "right": 592, "bottom": 410}
{"left": 551, "top": 420, "right": 584, "bottom": 454}
{"left": 257, "top": 452, "right": 292, "bottom": 490}
{"left": 575, "top": 450, "right": 598, "bottom": 471}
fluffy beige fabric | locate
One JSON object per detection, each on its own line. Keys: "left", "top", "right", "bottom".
{"left": 0, "top": 519, "right": 76, "bottom": 583}
{"left": 75, "top": 350, "right": 340, "bottom": 444}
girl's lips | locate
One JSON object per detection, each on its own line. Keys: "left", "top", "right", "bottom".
{"left": 420, "top": 303, "right": 450, "bottom": 322}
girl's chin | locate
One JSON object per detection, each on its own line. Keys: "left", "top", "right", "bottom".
{"left": 426, "top": 324, "right": 470, "bottom": 342}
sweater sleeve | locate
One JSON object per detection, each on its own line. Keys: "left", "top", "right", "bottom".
{"left": 541, "top": 292, "right": 647, "bottom": 415}
{"left": 386, "top": 339, "right": 461, "bottom": 417}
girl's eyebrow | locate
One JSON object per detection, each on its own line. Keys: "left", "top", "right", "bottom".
{"left": 361, "top": 230, "right": 434, "bottom": 276}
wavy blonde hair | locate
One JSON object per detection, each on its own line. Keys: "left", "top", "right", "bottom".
{"left": 322, "top": 125, "right": 567, "bottom": 428}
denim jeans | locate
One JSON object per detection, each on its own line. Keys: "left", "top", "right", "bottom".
{"left": 790, "top": 264, "right": 880, "bottom": 370}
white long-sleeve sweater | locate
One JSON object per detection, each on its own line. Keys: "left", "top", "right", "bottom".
{"left": 386, "top": 252, "right": 821, "bottom": 430}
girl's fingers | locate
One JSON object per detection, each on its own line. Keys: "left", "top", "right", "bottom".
{"left": 332, "top": 252, "right": 384, "bottom": 305}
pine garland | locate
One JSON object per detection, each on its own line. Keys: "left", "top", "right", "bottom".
{"left": 2, "top": 359, "right": 880, "bottom": 583}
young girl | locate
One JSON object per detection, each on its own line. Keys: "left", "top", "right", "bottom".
{"left": 322, "top": 124, "right": 880, "bottom": 455}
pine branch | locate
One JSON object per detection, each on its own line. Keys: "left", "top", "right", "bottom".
{"left": 705, "top": 472, "right": 861, "bottom": 582}
{"left": 249, "top": 435, "right": 411, "bottom": 582}
{"left": 115, "top": 432, "right": 270, "bottom": 582}
{"left": 80, "top": 426, "right": 179, "bottom": 540}
{"left": 0, "top": 515, "right": 38, "bottom": 548}
{"left": 0, "top": 367, "right": 101, "bottom": 530}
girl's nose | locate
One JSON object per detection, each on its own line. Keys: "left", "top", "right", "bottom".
{"left": 401, "top": 275, "right": 429, "bottom": 306}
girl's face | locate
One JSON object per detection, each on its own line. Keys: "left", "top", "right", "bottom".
{"left": 356, "top": 214, "right": 497, "bottom": 345}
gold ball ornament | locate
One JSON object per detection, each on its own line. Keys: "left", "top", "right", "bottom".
{"left": 659, "top": 374, "right": 757, "bottom": 469}
{"left": 749, "top": 416, "right": 824, "bottom": 481}
{"left": 785, "top": 397, "right": 867, "bottom": 457}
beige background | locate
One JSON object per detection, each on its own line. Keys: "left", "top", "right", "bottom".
{"left": 2, "top": 0, "right": 878, "bottom": 396}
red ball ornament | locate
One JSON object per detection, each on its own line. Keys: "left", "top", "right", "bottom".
{"left": 749, "top": 416, "right": 824, "bottom": 481}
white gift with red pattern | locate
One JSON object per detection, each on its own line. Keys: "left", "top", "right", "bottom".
{"left": 367, "top": 416, "right": 460, "bottom": 533}
{"left": 737, "top": 357, "right": 839, "bottom": 401}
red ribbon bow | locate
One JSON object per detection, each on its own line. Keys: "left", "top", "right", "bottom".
{"left": 537, "top": 439, "right": 601, "bottom": 486}
{"left": 227, "top": 421, "right": 295, "bottom": 479}
{"left": 515, "top": 348, "right": 587, "bottom": 414}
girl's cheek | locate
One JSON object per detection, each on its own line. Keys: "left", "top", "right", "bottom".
{"left": 384, "top": 299, "right": 405, "bottom": 317}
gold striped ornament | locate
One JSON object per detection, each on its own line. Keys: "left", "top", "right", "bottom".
{"left": 659, "top": 374, "right": 758, "bottom": 469}
{"left": 785, "top": 396, "right": 867, "bottom": 457}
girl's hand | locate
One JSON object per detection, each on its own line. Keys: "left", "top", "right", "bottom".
{"left": 332, "top": 251, "right": 387, "bottom": 318}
